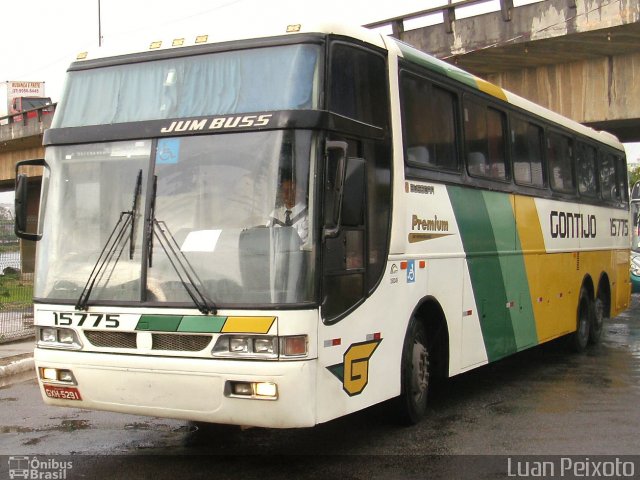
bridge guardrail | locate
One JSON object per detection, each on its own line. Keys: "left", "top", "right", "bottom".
{"left": 0, "top": 103, "right": 57, "bottom": 128}
{"left": 365, "top": 0, "right": 550, "bottom": 35}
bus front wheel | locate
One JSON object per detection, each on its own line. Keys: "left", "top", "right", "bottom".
{"left": 396, "top": 318, "right": 429, "bottom": 425}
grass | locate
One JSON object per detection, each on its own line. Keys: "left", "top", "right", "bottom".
{"left": 0, "top": 272, "right": 33, "bottom": 310}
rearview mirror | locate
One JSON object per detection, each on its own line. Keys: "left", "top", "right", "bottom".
{"left": 323, "top": 140, "right": 348, "bottom": 239}
{"left": 15, "top": 158, "right": 46, "bottom": 241}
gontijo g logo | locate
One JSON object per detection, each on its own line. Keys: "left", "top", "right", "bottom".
{"left": 327, "top": 338, "right": 382, "bottom": 396}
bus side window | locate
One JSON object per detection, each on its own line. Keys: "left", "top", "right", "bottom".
{"left": 512, "top": 117, "right": 544, "bottom": 187}
{"left": 464, "top": 98, "right": 507, "bottom": 181}
{"left": 599, "top": 152, "right": 616, "bottom": 202}
{"left": 400, "top": 72, "right": 458, "bottom": 172}
{"left": 616, "top": 156, "right": 629, "bottom": 204}
{"left": 329, "top": 42, "right": 388, "bottom": 129}
{"left": 576, "top": 142, "right": 597, "bottom": 198}
{"left": 547, "top": 131, "right": 575, "bottom": 194}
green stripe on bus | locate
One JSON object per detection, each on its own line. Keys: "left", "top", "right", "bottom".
{"left": 448, "top": 187, "right": 515, "bottom": 361}
{"left": 482, "top": 192, "right": 538, "bottom": 351}
{"left": 178, "top": 316, "right": 227, "bottom": 333}
{"left": 136, "top": 315, "right": 182, "bottom": 332}
{"left": 397, "top": 42, "right": 478, "bottom": 89}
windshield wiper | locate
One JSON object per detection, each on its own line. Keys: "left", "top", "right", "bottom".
{"left": 151, "top": 219, "right": 217, "bottom": 315}
{"left": 76, "top": 170, "right": 143, "bottom": 311}
{"left": 145, "top": 174, "right": 216, "bottom": 314}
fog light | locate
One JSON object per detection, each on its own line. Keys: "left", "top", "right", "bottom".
{"left": 41, "top": 368, "right": 58, "bottom": 381}
{"left": 58, "top": 370, "right": 75, "bottom": 383}
{"left": 255, "top": 382, "right": 277, "bottom": 398}
{"left": 231, "top": 381, "right": 252, "bottom": 396}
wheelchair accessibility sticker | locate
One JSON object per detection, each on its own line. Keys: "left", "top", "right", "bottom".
{"left": 406, "top": 260, "right": 416, "bottom": 283}
{"left": 156, "top": 138, "right": 180, "bottom": 164}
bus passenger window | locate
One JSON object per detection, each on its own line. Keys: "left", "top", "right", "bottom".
{"left": 547, "top": 132, "right": 575, "bottom": 194}
{"left": 401, "top": 73, "right": 457, "bottom": 171}
{"left": 512, "top": 117, "right": 544, "bottom": 187}
{"left": 464, "top": 99, "right": 507, "bottom": 180}
{"left": 599, "top": 153, "right": 616, "bottom": 201}
{"left": 616, "top": 156, "right": 628, "bottom": 203}
{"left": 576, "top": 142, "right": 597, "bottom": 197}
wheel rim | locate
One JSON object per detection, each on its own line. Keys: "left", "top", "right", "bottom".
{"left": 411, "top": 340, "right": 428, "bottom": 403}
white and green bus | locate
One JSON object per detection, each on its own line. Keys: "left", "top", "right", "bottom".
{"left": 17, "top": 22, "right": 630, "bottom": 427}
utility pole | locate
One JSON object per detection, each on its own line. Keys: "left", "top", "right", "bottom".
{"left": 98, "top": 0, "right": 103, "bottom": 47}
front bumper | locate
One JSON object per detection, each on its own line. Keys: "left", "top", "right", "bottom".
{"left": 34, "top": 348, "right": 317, "bottom": 428}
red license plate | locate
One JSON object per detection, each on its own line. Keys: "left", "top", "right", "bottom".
{"left": 43, "top": 385, "right": 82, "bottom": 401}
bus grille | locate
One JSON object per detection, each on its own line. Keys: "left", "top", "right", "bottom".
{"left": 152, "top": 334, "right": 212, "bottom": 351}
{"left": 83, "top": 331, "right": 212, "bottom": 352}
{"left": 84, "top": 331, "right": 137, "bottom": 349}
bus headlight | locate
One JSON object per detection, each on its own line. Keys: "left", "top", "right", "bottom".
{"left": 212, "top": 335, "right": 306, "bottom": 359}
{"left": 39, "top": 367, "right": 77, "bottom": 385}
{"left": 226, "top": 381, "right": 278, "bottom": 400}
{"left": 37, "top": 327, "right": 82, "bottom": 350}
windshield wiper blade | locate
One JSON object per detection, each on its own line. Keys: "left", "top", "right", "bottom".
{"left": 76, "top": 169, "right": 143, "bottom": 311}
{"left": 146, "top": 175, "right": 157, "bottom": 268}
{"left": 129, "top": 169, "right": 143, "bottom": 259}
{"left": 151, "top": 219, "right": 217, "bottom": 315}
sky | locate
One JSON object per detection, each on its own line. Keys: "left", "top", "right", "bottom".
{"left": 0, "top": 0, "right": 637, "bottom": 162}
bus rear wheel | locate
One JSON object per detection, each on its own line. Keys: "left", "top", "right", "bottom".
{"left": 570, "top": 288, "right": 592, "bottom": 352}
{"left": 589, "top": 294, "right": 605, "bottom": 345}
{"left": 396, "top": 318, "right": 429, "bottom": 425}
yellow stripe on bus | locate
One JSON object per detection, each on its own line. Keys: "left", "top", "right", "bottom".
{"left": 475, "top": 78, "right": 508, "bottom": 102}
{"left": 514, "top": 195, "right": 567, "bottom": 342}
{"left": 222, "top": 316, "right": 276, "bottom": 334}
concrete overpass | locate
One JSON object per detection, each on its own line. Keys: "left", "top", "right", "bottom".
{"left": 0, "top": 108, "right": 51, "bottom": 188}
{"left": 367, "top": 0, "right": 640, "bottom": 142}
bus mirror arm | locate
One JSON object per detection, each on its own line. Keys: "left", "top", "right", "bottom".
{"left": 323, "top": 141, "right": 348, "bottom": 240}
{"left": 14, "top": 158, "right": 47, "bottom": 242}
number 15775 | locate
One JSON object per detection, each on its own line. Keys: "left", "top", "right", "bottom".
{"left": 53, "top": 312, "right": 120, "bottom": 328}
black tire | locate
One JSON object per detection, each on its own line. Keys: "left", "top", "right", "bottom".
{"left": 396, "top": 318, "right": 429, "bottom": 425}
{"left": 589, "top": 294, "right": 605, "bottom": 345}
{"left": 570, "top": 288, "right": 592, "bottom": 353}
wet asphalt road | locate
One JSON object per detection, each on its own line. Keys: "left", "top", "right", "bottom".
{"left": 1, "top": 296, "right": 639, "bottom": 479}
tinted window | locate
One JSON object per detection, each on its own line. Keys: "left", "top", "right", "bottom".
{"left": 616, "top": 156, "right": 628, "bottom": 203}
{"left": 547, "top": 132, "right": 574, "bottom": 193}
{"left": 576, "top": 142, "right": 597, "bottom": 197}
{"left": 464, "top": 99, "right": 507, "bottom": 180}
{"left": 512, "top": 117, "right": 544, "bottom": 187}
{"left": 599, "top": 153, "right": 616, "bottom": 201}
{"left": 401, "top": 73, "right": 458, "bottom": 171}
{"left": 329, "top": 44, "right": 388, "bottom": 128}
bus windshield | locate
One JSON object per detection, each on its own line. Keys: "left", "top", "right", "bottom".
{"left": 52, "top": 44, "right": 320, "bottom": 128}
{"left": 35, "top": 130, "right": 317, "bottom": 306}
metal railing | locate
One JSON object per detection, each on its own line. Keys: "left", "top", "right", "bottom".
{"left": 0, "top": 103, "right": 56, "bottom": 127}
{"left": 364, "top": 0, "right": 550, "bottom": 36}
{"left": 0, "top": 219, "right": 34, "bottom": 343}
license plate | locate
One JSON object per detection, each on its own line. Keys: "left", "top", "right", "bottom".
{"left": 43, "top": 385, "right": 82, "bottom": 401}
